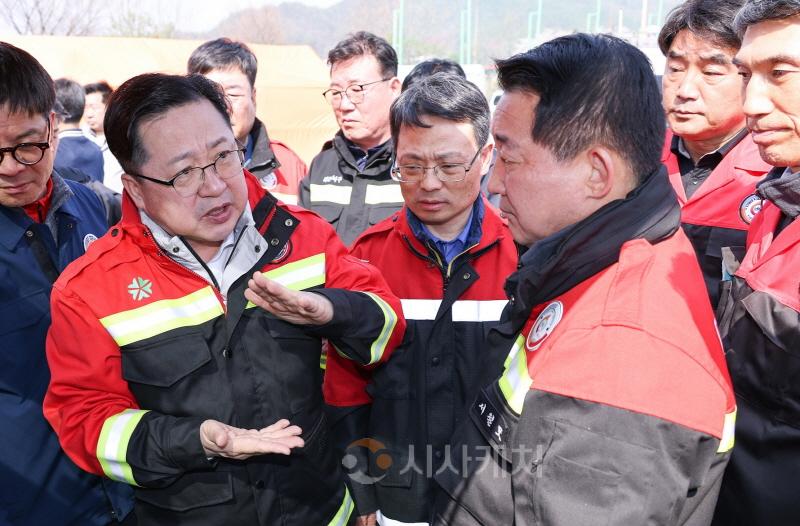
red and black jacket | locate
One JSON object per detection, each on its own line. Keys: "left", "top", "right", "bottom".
{"left": 661, "top": 131, "right": 771, "bottom": 308}
{"left": 713, "top": 168, "right": 800, "bottom": 525}
{"left": 433, "top": 167, "right": 736, "bottom": 526}
{"left": 323, "top": 200, "right": 518, "bottom": 521}
{"left": 43, "top": 171, "right": 404, "bottom": 526}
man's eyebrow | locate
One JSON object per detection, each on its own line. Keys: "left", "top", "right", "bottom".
{"left": 667, "top": 50, "right": 686, "bottom": 59}
{"left": 700, "top": 52, "right": 731, "bottom": 65}
{"left": 165, "top": 136, "right": 230, "bottom": 165}
{"left": 734, "top": 53, "right": 800, "bottom": 68}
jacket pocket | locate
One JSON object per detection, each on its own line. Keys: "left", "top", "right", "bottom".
{"left": 135, "top": 470, "right": 233, "bottom": 512}
{"left": 267, "top": 321, "right": 323, "bottom": 414}
{"left": 0, "top": 290, "right": 48, "bottom": 335}
{"left": 121, "top": 332, "right": 211, "bottom": 388}
{"left": 315, "top": 204, "right": 344, "bottom": 225}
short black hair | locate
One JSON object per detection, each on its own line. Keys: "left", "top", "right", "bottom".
{"left": 402, "top": 58, "right": 466, "bottom": 91}
{"left": 188, "top": 38, "right": 258, "bottom": 87}
{"left": 734, "top": 0, "right": 800, "bottom": 37}
{"left": 54, "top": 78, "right": 85, "bottom": 124}
{"left": 104, "top": 73, "right": 231, "bottom": 174}
{"left": 0, "top": 42, "right": 54, "bottom": 118}
{"left": 327, "top": 31, "right": 398, "bottom": 77}
{"left": 658, "top": 0, "right": 745, "bottom": 55}
{"left": 84, "top": 81, "right": 114, "bottom": 105}
{"left": 496, "top": 33, "right": 665, "bottom": 181}
{"left": 391, "top": 72, "right": 489, "bottom": 151}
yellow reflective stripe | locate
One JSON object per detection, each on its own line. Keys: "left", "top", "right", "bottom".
{"left": 310, "top": 184, "right": 352, "bottom": 205}
{"left": 96, "top": 409, "right": 149, "bottom": 485}
{"left": 364, "top": 183, "right": 403, "bottom": 205}
{"left": 320, "top": 347, "right": 328, "bottom": 370}
{"left": 100, "top": 287, "right": 223, "bottom": 346}
{"left": 497, "top": 335, "right": 532, "bottom": 415}
{"left": 245, "top": 253, "right": 327, "bottom": 309}
{"left": 327, "top": 485, "right": 354, "bottom": 526}
{"left": 270, "top": 192, "right": 298, "bottom": 205}
{"left": 362, "top": 292, "right": 398, "bottom": 365}
{"left": 718, "top": 408, "right": 736, "bottom": 453}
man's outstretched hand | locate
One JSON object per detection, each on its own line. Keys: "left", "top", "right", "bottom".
{"left": 200, "top": 419, "right": 304, "bottom": 460}
{"left": 245, "top": 271, "right": 334, "bottom": 325}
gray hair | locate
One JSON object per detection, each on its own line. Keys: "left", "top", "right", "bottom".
{"left": 734, "top": 0, "right": 800, "bottom": 36}
{"left": 390, "top": 72, "right": 489, "bottom": 150}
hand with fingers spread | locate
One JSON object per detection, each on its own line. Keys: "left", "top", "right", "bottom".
{"left": 200, "top": 419, "right": 304, "bottom": 460}
{"left": 245, "top": 271, "right": 334, "bottom": 325}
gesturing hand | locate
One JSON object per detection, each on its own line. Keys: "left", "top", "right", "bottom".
{"left": 244, "top": 271, "right": 334, "bottom": 325}
{"left": 200, "top": 419, "right": 304, "bottom": 460}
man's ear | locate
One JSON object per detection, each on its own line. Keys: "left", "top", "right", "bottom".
{"left": 251, "top": 85, "right": 257, "bottom": 108}
{"left": 389, "top": 77, "right": 402, "bottom": 98}
{"left": 584, "top": 147, "right": 616, "bottom": 200}
{"left": 479, "top": 142, "right": 494, "bottom": 175}
{"left": 122, "top": 174, "right": 146, "bottom": 209}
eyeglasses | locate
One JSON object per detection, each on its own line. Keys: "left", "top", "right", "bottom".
{"left": 391, "top": 148, "right": 483, "bottom": 183}
{"left": 322, "top": 78, "right": 392, "bottom": 105}
{"left": 0, "top": 119, "right": 51, "bottom": 166}
{"left": 129, "top": 148, "right": 245, "bottom": 197}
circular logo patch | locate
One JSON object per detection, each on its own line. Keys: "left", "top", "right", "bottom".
{"left": 270, "top": 240, "right": 292, "bottom": 263}
{"left": 83, "top": 233, "right": 98, "bottom": 251}
{"left": 526, "top": 301, "right": 564, "bottom": 351}
{"left": 261, "top": 172, "right": 278, "bottom": 190}
{"left": 739, "top": 194, "right": 763, "bottom": 225}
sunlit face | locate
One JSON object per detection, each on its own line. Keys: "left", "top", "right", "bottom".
{"left": 204, "top": 67, "right": 257, "bottom": 144}
{"left": 396, "top": 117, "right": 492, "bottom": 239}
{"left": 0, "top": 107, "right": 54, "bottom": 207}
{"left": 328, "top": 54, "right": 400, "bottom": 150}
{"left": 662, "top": 30, "right": 745, "bottom": 144}
{"left": 84, "top": 92, "right": 107, "bottom": 136}
{"left": 489, "top": 91, "right": 588, "bottom": 247}
{"left": 122, "top": 99, "right": 248, "bottom": 261}
{"left": 736, "top": 16, "right": 800, "bottom": 171}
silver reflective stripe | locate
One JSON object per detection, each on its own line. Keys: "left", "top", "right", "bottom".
{"left": 96, "top": 408, "right": 149, "bottom": 485}
{"left": 401, "top": 299, "right": 508, "bottom": 322}
{"left": 310, "top": 184, "right": 352, "bottom": 205}
{"left": 451, "top": 300, "right": 508, "bottom": 322}
{"left": 401, "top": 299, "right": 441, "bottom": 320}
{"left": 365, "top": 183, "right": 403, "bottom": 205}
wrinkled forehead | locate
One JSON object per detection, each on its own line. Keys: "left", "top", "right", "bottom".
{"left": 736, "top": 17, "right": 800, "bottom": 67}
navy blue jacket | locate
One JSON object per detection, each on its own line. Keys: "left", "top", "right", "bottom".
{"left": 0, "top": 175, "right": 133, "bottom": 525}
{"left": 54, "top": 131, "right": 105, "bottom": 184}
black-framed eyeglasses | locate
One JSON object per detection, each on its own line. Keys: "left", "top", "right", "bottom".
{"left": 322, "top": 78, "right": 392, "bottom": 105}
{"left": 391, "top": 147, "right": 484, "bottom": 183}
{"left": 0, "top": 118, "right": 51, "bottom": 166}
{"left": 128, "top": 148, "right": 245, "bottom": 198}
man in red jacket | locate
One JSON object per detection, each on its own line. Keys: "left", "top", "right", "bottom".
{"left": 712, "top": 1, "right": 800, "bottom": 523}
{"left": 324, "top": 73, "right": 518, "bottom": 526}
{"left": 432, "top": 34, "right": 735, "bottom": 526}
{"left": 659, "top": 0, "right": 771, "bottom": 309}
{"left": 188, "top": 38, "right": 307, "bottom": 204}
{"left": 43, "top": 72, "right": 404, "bottom": 525}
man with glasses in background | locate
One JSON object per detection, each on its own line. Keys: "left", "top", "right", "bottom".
{"left": 0, "top": 42, "right": 134, "bottom": 525}
{"left": 324, "top": 73, "right": 518, "bottom": 526}
{"left": 299, "top": 31, "right": 403, "bottom": 246}
{"left": 43, "top": 72, "right": 405, "bottom": 525}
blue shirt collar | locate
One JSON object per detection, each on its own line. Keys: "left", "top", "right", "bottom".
{"left": 406, "top": 198, "right": 485, "bottom": 264}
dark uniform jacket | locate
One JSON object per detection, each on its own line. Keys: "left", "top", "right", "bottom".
{"left": 0, "top": 174, "right": 133, "bottom": 525}
{"left": 43, "top": 171, "right": 404, "bottom": 525}
{"left": 661, "top": 131, "right": 771, "bottom": 308}
{"left": 713, "top": 167, "right": 800, "bottom": 526}
{"left": 299, "top": 131, "right": 403, "bottom": 246}
{"left": 324, "top": 200, "right": 518, "bottom": 521}
{"left": 432, "top": 167, "right": 736, "bottom": 526}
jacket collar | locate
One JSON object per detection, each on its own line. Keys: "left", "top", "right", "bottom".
{"left": 246, "top": 118, "right": 281, "bottom": 173}
{"left": 332, "top": 131, "right": 394, "bottom": 175}
{"left": 504, "top": 165, "right": 681, "bottom": 332}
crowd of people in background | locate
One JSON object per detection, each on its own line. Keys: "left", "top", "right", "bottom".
{"left": 2, "top": 0, "right": 800, "bottom": 525}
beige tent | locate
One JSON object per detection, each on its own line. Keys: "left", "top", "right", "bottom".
{"left": 4, "top": 35, "right": 338, "bottom": 163}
